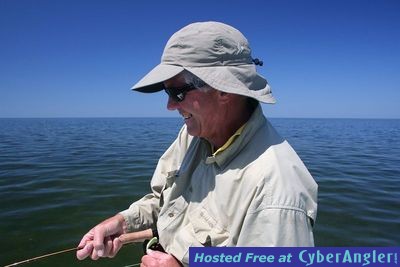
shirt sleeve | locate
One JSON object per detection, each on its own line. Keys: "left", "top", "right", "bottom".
{"left": 236, "top": 175, "right": 315, "bottom": 247}
{"left": 120, "top": 125, "right": 192, "bottom": 232}
{"left": 236, "top": 206, "right": 315, "bottom": 246}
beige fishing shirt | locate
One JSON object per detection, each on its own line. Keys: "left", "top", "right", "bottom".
{"left": 120, "top": 105, "right": 318, "bottom": 266}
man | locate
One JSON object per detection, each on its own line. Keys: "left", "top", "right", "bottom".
{"left": 76, "top": 21, "right": 318, "bottom": 267}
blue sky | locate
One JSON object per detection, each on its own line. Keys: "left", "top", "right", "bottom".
{"left": 0, "top": 0, "right": 399, "bottom": 118}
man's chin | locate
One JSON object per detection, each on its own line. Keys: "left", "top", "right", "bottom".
{"left": 185, "top": 124, "right": 199, "bottom": 137}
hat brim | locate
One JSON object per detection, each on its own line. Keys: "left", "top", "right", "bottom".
{"left": 131, "top": 63, "right": 275, "bottom": 104}
{"left": 186, "top": 65, "right": 276, "bottom": 104}
{"left": 131, "top": 64, "right": 184, "bottom": 93}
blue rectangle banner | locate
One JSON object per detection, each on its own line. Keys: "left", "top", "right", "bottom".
{"left": 189, "top": 247, "right": 399, "bottom": 267}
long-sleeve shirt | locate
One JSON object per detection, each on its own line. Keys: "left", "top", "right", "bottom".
{"left": 120, "top": 105, "right": 318, "bottom": 266}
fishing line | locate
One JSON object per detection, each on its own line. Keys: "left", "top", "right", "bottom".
{"left": 3, "top": 229, "right": 154, "bottom": 267}
{"left": 3, "top": 246, "right": 142, "bottom": 267}
{"left": 3, "top": 247, "right": 80, "bottom": 267}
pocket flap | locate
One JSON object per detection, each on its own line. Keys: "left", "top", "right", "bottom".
{"left": 189, "top": 207, "right": 229, "bottom": 246}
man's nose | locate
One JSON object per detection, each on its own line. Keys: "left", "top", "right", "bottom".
{"left": 167, "top": 97, "right": 179, "bottom": 110}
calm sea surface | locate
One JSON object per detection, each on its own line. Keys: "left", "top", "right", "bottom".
{"left": 1, "top": 117, "right": 399, "bottom": 266}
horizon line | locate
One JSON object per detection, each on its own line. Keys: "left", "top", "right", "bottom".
{"left": 0, "top": 116, "right": 399, "bottom": 120}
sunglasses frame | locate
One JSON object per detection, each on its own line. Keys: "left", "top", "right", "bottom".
{"left": 164, "top": 81, "right": 206, "bottom": 102}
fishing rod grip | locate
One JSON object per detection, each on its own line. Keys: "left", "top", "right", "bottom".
{"left": 118, "top": 228, "right": 154, "bottom": 244}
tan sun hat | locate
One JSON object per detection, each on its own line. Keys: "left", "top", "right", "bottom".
{"left": 131, "top": 21, "right": 275, "bottom": 104}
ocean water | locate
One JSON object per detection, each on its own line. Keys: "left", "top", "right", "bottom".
{"left": 1, "top": 117, "right": 399, "bottom": 266}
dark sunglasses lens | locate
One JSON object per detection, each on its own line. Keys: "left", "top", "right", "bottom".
{"left": 165, "top": 88, "right": 184, "bottom": 102}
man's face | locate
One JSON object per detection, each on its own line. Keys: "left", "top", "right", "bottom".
{"left": 164, "top": 74, "right": 220, "bottom": 140}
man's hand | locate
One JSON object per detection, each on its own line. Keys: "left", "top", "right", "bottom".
{"left": 140, "top": 250, "right": 182, "bottom": 267}
{"left": 76, "top": 214, "right": 126, "bottom": 260}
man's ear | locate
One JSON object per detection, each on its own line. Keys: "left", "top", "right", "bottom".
{"left": 217, "top": 91, "right": 232, "bottom": 104}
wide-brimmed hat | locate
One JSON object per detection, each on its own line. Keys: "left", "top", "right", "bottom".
{"left": 131, "top": 21, "right": 275, "bottom": 104}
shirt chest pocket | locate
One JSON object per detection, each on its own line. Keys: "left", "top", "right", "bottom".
{"left": 158, "top": 194, "right": 187, "bottom": 231}
{"left": 189, "top": 207, "right": 230, "bottom": 247}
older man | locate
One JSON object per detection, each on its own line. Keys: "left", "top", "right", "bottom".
{"left": 77, "top": 21, "right": 318, "bottom": 267}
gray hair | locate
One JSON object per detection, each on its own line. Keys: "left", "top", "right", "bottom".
{"left": 181, "top": 71, "right": 210, "bottom": 92}
{"left": 181, "top": 70, "right": 259, "bottom": 112}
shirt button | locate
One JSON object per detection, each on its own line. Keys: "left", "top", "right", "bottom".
{"left": 168, "top": 212, "right": 174, "bottom": 217}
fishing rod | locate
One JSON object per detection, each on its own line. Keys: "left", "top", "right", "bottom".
{"left": 3, "top": 229, "right": 153, "bottom": 267}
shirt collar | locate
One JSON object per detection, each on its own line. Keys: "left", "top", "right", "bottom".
{"left": 211, "top": 123, "right": 246, "bottom": 157}
{"left": 204, "top": 104, "right": 266, "bottom": 168}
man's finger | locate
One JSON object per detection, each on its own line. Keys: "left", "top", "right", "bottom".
{"left": 76, "top": 242, "right": 93, "bottom": 260}
{"left": 146, "top": 249, "right": 169, "bottom": 260}
{"left": 103, "top": 237, "right": 113, "bottom": 257}
{"left": 91, "top": 246, "right": 100, "bottom": 260}
{"left": 109, "top": 236, "right": 123, "bottom": 258}
{"left": 93, "top": 226, "right": 106, "bottom": 257}
{"left": 77, "top": 230, "right": 94, "bottom": 249}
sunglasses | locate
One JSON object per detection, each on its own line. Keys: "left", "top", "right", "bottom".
{"left": 164, "top": 81, "right": 206, "bottom": 102}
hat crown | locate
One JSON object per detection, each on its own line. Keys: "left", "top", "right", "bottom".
{"left": 162, "top": 21, "right": 253, "bottom": 67}
{"left": 131, "top": 21, "right": 276, "bottom": 104}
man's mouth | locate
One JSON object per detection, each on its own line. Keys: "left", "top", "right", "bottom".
{"left": 183, "top": 114, "right": 192, "bottom": 120}
{"left": 180, "top": 112, "right": 193, "bottom": 120}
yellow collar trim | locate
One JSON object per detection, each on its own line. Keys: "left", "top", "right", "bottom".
{"left": 212, "top": 123, "right": 246, "bottom": 156}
